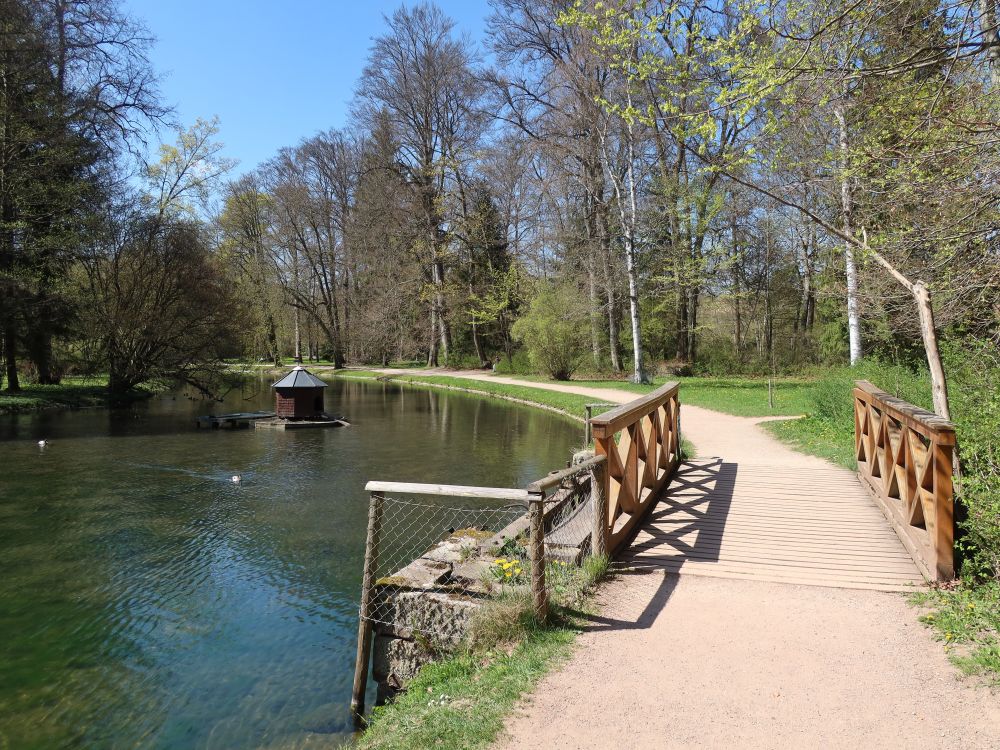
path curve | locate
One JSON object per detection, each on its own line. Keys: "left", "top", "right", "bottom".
{"left": 367, "top": 372, "right": 1000, "bottom": 748}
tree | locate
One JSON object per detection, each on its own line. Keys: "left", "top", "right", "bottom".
{"left": 80, "top": 120, "right": 235, "bottom": 393}
{"left": 0, "top": 0, "right": 165, "bottom": 390}
{"left": 512, "top": 280, "right": 588, "bottom": 379}
{"left": 356, "top": 2, "right": 485, "bottom": 366}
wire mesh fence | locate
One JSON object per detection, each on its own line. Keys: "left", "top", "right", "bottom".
{"left": 362, "top": 495, "right": 526, "bottom": 637}
{"left": 351, "top": 456, "right": 609, "bottom": 716}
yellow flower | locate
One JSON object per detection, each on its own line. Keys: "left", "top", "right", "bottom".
{"left": 514, "top": 568, "right": 523, "bottom": 576}
{"left": 505, "top": 571, "right": 512, "bottom": 578}
{"left": 494, "top": 558, "right": 505, "bottom": 565}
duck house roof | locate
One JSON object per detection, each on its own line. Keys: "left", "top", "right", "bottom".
{"left": 272, "top": 366, "right": 328, "bottom": 389}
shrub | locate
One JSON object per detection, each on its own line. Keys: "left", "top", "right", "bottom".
{"left": 941, "top": 339, "right": 1000, "bottom": 582}
{"left": 511, "top": 283, "right": 588, "bottom": 380}
{"left": 493, "top": 349, "right": 533, "bottom": 375}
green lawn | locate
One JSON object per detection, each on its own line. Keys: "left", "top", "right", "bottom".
{"left": 762, "top": 417, "right": 856, "bottom": 471}
{"left": 0, "top": 376, "right": 149, "bottom": 414}
{"left": 547, "top": 375, "right": 815, "bottom": 417}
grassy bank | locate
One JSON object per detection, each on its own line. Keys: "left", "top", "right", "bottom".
{"left": 0, "top": 377, "right": 153, "bottom": 415}
{"left": 358, "top": 557, "right": 609, "bottom": 750}
{"left": 340, "top": 370, "right": 594, "bottom": 420}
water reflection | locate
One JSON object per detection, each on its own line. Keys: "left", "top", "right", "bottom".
{"left": 0, "top": 378, "right": 579, "bottom": 749}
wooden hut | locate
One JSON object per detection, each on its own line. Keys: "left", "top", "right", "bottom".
{"left": 272, "top": 366, "right": 327, "bottom": 419}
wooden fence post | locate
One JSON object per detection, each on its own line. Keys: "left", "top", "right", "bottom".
{"left": 351, "top": 492, "right": 384, "bottom": 723}
{"left": 528, "top": 491, "right": 548, "bottom": 622}
{"left": 585, "top": 404, "right": 593, "bottom": 445}
{"left": 591, "top": 459, "right": 608, "bottom": 558}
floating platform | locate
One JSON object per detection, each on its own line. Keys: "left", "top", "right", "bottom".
{"left": 196, "top": 412, "right": 275, "bottom": 429}
{"left": 254, "top": 415, "right": 350, "bottom": 430}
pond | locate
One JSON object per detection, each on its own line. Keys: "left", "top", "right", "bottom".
{"left": 0, "top": 377, "right": 581, "bottom": 749}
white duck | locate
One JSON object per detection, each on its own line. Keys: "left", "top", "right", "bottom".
{"left": 231, "top": 474, "right": 242, "bottom": 484}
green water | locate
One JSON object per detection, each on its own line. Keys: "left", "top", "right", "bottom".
{"left": 0, "top": 378, "right": 580, "bottom": 749}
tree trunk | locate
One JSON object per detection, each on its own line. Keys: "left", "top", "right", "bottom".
{"left": 588, "top": 256, "right": 601, "bottom": 367}
{"left": 3, "top": 325, "right": 18, "bottom": 392}
{"left": 675, "top": 278, "right": 689, "bottom": 362}
{"left": 835, "top": 100, "right": 862, "bottom": 364}
{"left": 914, "top": 282, "right": 951, "bottom": 420}
{"left": 981, "top": 0, "right": 1000, "bottom": 87}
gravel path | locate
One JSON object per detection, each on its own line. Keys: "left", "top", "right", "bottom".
{"left": 387, "top": 372, "right": 1000, "bottom": 749}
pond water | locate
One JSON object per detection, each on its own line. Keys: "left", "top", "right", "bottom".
{"left": 0, "top": 378, "right": 580, "bottom": 749}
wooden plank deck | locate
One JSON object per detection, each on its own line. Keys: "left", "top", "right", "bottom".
{"left": 621, "top": 457, "right": 926, "bottom": 592}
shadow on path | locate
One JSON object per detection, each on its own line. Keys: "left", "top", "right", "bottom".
{"left": 569, "top": 459, "right": 737, "bottom": 632}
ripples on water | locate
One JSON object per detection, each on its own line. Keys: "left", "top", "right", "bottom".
{"left": 0, "top": 378, "right": 580, "bottom": 749}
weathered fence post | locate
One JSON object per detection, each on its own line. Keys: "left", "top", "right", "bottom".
{"left": 351, "top": 491, "right": 384, "bottom": 722}
{"left": 528, "top": 490, "right": 548, "bottom": 622}
{"left": 584, "top": 404, "right": 593, "bottom": 445}
{"left": 590, "top": 458, "right": 608, "bottom": 558}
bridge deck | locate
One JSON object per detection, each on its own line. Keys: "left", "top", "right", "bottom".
{"left": 622, "top": 458, "right": 925, "bottom": 592}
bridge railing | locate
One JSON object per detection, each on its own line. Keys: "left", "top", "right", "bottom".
{"left": 590, "top": 381, "right": 682, "bottom": 554}
{"left": 853, "top": 380, "right": 956, "bottom": 581}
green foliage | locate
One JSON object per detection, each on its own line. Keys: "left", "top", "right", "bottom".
{"left": 913, "top": 582, "right": 1000, "bottom": 684}
{"left": 492, "top": 350, "right": 533, "bottom": 376}
{"left": 511, "top": 283, "right": 588, "bottom": 380}
{"left": 942, "top": 340, "right": 1000, "bottom": 583}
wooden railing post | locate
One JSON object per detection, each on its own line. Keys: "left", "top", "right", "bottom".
{"left": 351, "top": 491, "right": 384, "bottom": 722}
{"left": 528, "top": 490, "right": 548, "bottom": 622}
{"left": 933, "top": 440, "right": 955, "bottom": 580}
{"left": 584, "top": 404, "right": 593, "bottom": 445}
{"left": 591, "top": 459, "right": 608, "bottom": 558}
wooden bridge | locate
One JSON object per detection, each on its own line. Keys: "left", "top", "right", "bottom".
{"left": 351, "top": 378, "right": 958, "bottom": 717}
{"left": 591, "top": 380, "right": 956, "bottom": 591}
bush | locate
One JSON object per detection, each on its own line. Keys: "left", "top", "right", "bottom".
{"left": 942, "top": 339, "right": 1000, "bottom": 582}
{"left": 511, "top": 283, "right": 588, "bottom": 380}
{"left": 493, "top": 349, "right": 533, "bottom": 376}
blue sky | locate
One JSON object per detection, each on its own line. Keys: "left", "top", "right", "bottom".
{"left": 122, "top": 1, "right": 493, "bottom": 173}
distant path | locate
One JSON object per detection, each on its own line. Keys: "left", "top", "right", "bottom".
{"left": 366, "top": 367, "right": 643, "bottom": 405}
{"left": 360, "top": 372, "right": 1000, "bottom": 748}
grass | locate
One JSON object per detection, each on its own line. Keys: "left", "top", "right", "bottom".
{"left": 0, "top": 376, "right": 153, "bottom": 414}
{"left": 762, "top": 417, "right": 856, "bottom": 471}
{"left": 357, "top": 624, "right": 577, "bottom": 750}
{"left": 912, "top": 582, "right": 1000, "bottom": 684}
{"left": 358, "top": 556, "right": 610, "bottom": 750}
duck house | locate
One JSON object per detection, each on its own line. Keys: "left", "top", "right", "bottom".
{"left": 272, "top": 366, "right": 327, "bottom": 419}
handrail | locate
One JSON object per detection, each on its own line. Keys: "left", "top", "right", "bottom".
{"left": 591, "top": 382, "right": 682, "bottom": 553}
{"left": 854, "top": 381, "right": 956, "bottom": 444}
{"left": 590, "top": 381, "right": 679, "bottom": 437}
{"left": 853, "top": 380, "right": 956, "bottom": 581}
{"left": 363, "top": 481, "right": 531, "bottom": 503}
{"left": 526, "top": 454, "right": 607, "bottom": 494}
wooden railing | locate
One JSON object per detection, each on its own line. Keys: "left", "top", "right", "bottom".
{"left": 854, "top": 380, "right": 956, "bottom": 581}
{"left": 590, "top": 381, "right": 682, "bottom": 554}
